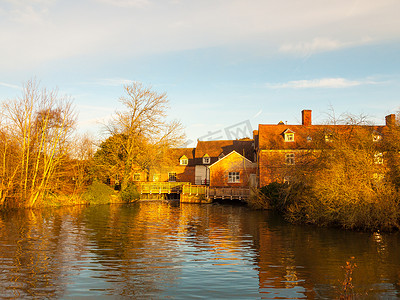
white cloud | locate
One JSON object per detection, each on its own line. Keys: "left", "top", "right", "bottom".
{"left": 266, "top": 78, "right": 381, "bottom": 89}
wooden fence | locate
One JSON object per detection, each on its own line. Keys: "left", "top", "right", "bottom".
{"left": 139, "top": 182, "right": 188, "bottom": 194}
{"left": 207, "top": 187, "right": 250, "bottom": 200}
{"left": 139, "top": 182, "right": 250, "bottom": 201}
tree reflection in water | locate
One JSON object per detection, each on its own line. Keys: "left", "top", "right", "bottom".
{"left": 0, "top": 203, "right": 399, "bottom": 299}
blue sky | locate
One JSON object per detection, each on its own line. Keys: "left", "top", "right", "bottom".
{"left": 1, "top": 0, "right": 399, "bottom": 146}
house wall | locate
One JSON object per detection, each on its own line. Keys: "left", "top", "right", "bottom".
{"left": 209, "top": 152, "right": 256, "bottom": 187}
{"left": 258, "top": 151, "right": 288, "bottom": 187}
{"left": 258, "top": 150, "right": 314, "bottom": 187}
{"left": 195, "top": 165, "right": 209, "bottom": 185}
{"left": 156, "top": 165, "right": 195, "bottom": 183}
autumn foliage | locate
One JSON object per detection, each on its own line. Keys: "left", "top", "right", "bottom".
{"left": 259, "top": 115, "right": 400, "bottom": 231}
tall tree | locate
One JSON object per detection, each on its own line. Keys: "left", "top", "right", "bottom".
{"left": 104, "top": 82, "right": 185, "bottom": 190}
{"left": 0, "top": 80, "right": 77, "bottom": 207}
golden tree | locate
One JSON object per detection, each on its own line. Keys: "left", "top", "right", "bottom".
{"left": 282, "top": 114, "right": 400, "bottom": 231}
{"left": 104, "top": 82, "right": 185, "bottom": 190}
{"left": 0, "top": 80, "right": 76, "bottom": 207}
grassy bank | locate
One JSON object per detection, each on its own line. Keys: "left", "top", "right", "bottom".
{"left": 18, "top": 181, "right": 141, "bottom": 208}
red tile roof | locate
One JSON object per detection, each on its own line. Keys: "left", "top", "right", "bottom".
{"left": 195, "top": 139, "right": 254, "bottom": 161}
{"left": 257, "top": 123, "right": 387, "bottom": 150}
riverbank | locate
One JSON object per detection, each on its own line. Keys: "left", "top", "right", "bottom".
{"left": 248, "top": 182, "right": 400, "bottom": 232}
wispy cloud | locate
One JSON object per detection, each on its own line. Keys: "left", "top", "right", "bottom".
{"left": 96, "top": 0, "right": 150, "bottom": 8}
{"left": 266, "top": 77, "right": 382, "bottom": 89}
{"left": 91, "top": 78, "right": 136, "bottom": 87}
{"left": 279, "top": 37, "right": 373, "bottom": 56}
{"left": 0, "top": 81, "right": 21, "bottom": 90}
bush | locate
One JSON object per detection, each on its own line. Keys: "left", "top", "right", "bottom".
{"left": 259, "top": 182, "right": 309, "bottom": 211}
{"left": 259, "top": 182, "right": 286, "bottom": 209}
{"left": 120, "top": 183, "right": 140, "bottom": 203}
{"left": 81, "top": 180, "right": 116, "bottom": 204}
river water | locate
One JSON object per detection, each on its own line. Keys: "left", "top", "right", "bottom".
{"left": 0, "top": 201, "right": 399, "bottom": 299}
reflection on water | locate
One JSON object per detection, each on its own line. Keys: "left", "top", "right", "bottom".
{"left": 0, "top": 202, "right": 399, "bottom": 299}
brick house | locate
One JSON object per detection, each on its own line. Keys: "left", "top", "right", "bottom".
{"left": 208, "top": 150, "right": 257, "bottom": 188}
{"left": 193, "top": 139, "right": 254, "bottom": 185}
{"left": 255, "top": 110, "right": 395, "bottom": 187}
{"left": 150, "top": 147, "right": 196, "bottom": 183}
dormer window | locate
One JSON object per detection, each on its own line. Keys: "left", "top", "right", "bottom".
{"left": 373, "top": 133, "right": 382, "bottom": 142}
{"left": 180, "top": 155, "right": 188, "bottom": 165}
{"left": 203, "top": 154, "right": 210, "bottom": 164}
{"left": 283, "top": 129, "right": 295, "bottom": 142}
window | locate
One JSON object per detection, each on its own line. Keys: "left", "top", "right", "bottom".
{"left": 133, "top": 173, "right": 141, "bottom": 181}
{"left": 374, "top": 153, "right": 383, "bottom": 164}
{"left": 283, "top": 129, "right": 295, "bottom": 142}
{"left": 373, "top": 134, "right": 382, "bottom": 142}
{"left": 168, "top": 172, "right": 177, "bottom": 182}
{"left": 203, "top": 155, "right": 210, "bottom": 164}
{"left": 306, "top": 136, "right": 312, "bottom": 142}
{"left": 180, "top": 155, "right": 188, "bottom": 165}
{"left": 325, "top": 132, "right": 334, "bottom": 142}
{"left": 285, "top": 153, "right": 295, "bottom": 165}
{"left": 284, "top": 132, "right": 295, "bottom": 142}
{"left": 228, "top": 172, "right": 240, "bottom": 183}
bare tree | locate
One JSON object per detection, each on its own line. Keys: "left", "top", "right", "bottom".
{"left": 0, "top": 80, "right": 77, "bottom": 207}
{"left": 105, "top": 82, "right": 185, "bottom": 190}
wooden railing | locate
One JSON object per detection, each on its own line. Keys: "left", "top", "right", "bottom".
{"left": 207, "top": 187, "right": 250, "bottom": 200}
{"left": 139, "top": 182, "right": 189, "bottom": 194}
{"left": 139, "top": 182, "right": 250, "bottom": 200}
{"left": 182, "top": 184, "right": 207, "bottom": 195}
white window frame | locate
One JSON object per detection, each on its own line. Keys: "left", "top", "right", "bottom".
{"left": 228, "top": 172, "right": 240, "bottom": 183}
{"left": 168, "top": 172, "right": 177, "bottom": 182}
{"left": 284, "top": 132, "right": 295, "bottom": 142}
{"left": 180, "top": 158, "right": 188, "bottom": 165}
{"left": 203, "top": 156, "right": 211, "bottom": 164}
{"left": 133, "top": 173, "right": 141, "bottom": 181}
{"left": 285, "top": 153, "right": 295, "bottom": 165}
{"left": 373, "top": 134, "right": 382, "bottom": 142}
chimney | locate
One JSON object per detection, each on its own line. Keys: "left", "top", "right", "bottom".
{"left": 302, "top": 110, "right": 312, "bottom": 126}
{"left": 385, "top": 114, "right": 396, "bottom": 127}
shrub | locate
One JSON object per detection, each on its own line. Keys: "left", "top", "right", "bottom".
{"left": 120, "top": 183, "right": 140, "bottom": 203}
{"left": 81, "top": 180, "right": 116, "bottom": 204}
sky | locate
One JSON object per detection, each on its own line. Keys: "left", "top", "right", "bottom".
{"left": 1, "top": 0, "right": 399, "bottom": 147}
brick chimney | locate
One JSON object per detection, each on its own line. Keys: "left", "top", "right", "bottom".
{"left": 385, "top": 114, "right": 396, "bottom": 127}
{"left": 302, "top": 110, "right": 312, "bottom": 126}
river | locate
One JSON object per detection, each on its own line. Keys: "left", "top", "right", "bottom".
{"left": 0, "top": 201, "right": 399, "bottom": 299}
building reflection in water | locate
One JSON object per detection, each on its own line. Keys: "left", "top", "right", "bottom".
{"left": 0, "top": 202, "right": 399, "bottom": 298}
